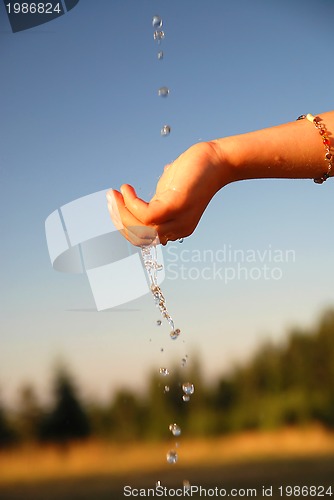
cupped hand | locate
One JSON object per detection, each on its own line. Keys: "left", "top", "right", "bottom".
{"left": 107, "top": 140, "right": 231, "bottom": 245}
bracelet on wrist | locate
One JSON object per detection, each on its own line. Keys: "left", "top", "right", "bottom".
{"left": 297, "top": 113, "right": 333, "bottom": 184}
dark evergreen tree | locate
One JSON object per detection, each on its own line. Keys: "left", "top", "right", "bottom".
{"left": 39, "top": 368, "right": 91, "bottom": 443}
{"left": 0, "top": 403, "right": 16, "bottom": 447}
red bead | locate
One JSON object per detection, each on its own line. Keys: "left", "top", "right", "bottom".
{"left": 323, "top": 137, "right": 330, "bottom": 146}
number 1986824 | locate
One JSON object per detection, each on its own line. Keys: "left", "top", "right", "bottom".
{"left": 279, "top": 485, "right": 332, "bottom": 497}
{"left": 6, "top": 3, "right": 62, "bottom": 14}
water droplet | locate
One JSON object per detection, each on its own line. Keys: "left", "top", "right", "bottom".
{"left": 178, "top": 238, "right": 184, "bottom": 243}
{"left": 144, "top": 259, "right": 154, "bottom": 269}
{"left": 170, "top": 328, "right": 181, "bottom": 340}
{"left": 159, "top": 367, "right": 169, "bottom": 376}
{"left": 183, "top": 480, "right": 191, "bottom": 491}
{"left": 158, "top": 86, "right": 169, "bottom": 98}
{"left": 169, "top": 423, "right": 181, "bottom": 436}
{"left": 152, "top": 15, "right": 162, "bottom": 28}
{"left": 164, "top": 385, "right": 170, "bottom": 393}
{"left": 166, "top": 450, "right": 178, "bottom": 464}
{"left": 161, "top": 125, "right": 171, "bottom": 136}
{"left": 167, "top": 317, "right": 175, "bottom": 330}
{"left": 156, "top": 320, "right": 162, "bottom": 326}
{"left": 157, "top": 51, "right": 164, "bottom": 60}
{"left": 182, "top": 395, "right": 190, "bottom": 402}
{"left": 153, "top": 30, "right": 165, "bottom": 42}
{"left": 182, "top": 382, "right": 195, "bottom": 395}
{"left": 181, "top": 357, "right": 187, "bottom": 367}
{"left": 160, "top": 347, "right": 164, "bottom": 352}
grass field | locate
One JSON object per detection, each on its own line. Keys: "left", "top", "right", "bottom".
{"left": 0, "top": 426, "right": 334, "bottom": 499}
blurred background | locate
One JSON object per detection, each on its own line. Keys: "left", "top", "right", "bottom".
{"left": 1, "top": 0, "right": 334, "bottom": 498}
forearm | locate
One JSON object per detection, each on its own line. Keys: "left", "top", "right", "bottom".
{"left": 215, "top": 110, "right": 334, "bottom": 185}
{"left": 109, "top": 111, "right": 334, "bottom": 245}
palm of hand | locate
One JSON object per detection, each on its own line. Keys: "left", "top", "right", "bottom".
{"left": 107, "top": 142, "right": 224, "bottom": 245}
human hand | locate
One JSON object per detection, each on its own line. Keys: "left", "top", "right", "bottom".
{"left": 107, "top": 140, "right": 231, "bottom": 245}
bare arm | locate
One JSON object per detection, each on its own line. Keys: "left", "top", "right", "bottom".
{"left": 217, "top": 110, "right": 334, "bottom": 182}
{"left": 107, "top": 111, "right": 334, "bottom": 245}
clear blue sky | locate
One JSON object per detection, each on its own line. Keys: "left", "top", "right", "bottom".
{"left": 1, "top": 0, "right": 334, "bottom": 406}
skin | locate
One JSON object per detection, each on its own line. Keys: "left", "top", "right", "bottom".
{"left": 107, "top": 111, "right": 334, "bottom": 246}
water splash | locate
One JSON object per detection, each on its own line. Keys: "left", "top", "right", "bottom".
{"left": 166, "top": 450, "right": 178, "bottom": 464}
{"left": 169, "top": 423, "right": 181, "bottom": 436}
{"left": 182, "top": 382, "right": 195, "bottom": 395}
{"left": 159, "top": 367, "right": 169, "bottom": 376}
{"left": 141, "top": 243, "right": 162, "bottom": 288}
{"left": 152, "top": 15, "right": 162, "bottom": 28}
{"left": 158, "top": 86, "right": 170, "bottom": 97}
{"left": 183, "top": 480, "right": 191, "bottom": 491}
{"left": 161, "top": 125, "right": 171, "bottom": 136}
{"left": 170, "top": 328, "right": 181, "bottom": 340}
{"left": 141, "top": 243, "right": 180, "bottom": 336}
{"left": 153, "top": 30, "right": 165, "bottom": 42}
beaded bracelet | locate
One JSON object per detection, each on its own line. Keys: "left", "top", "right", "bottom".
{"left": 297, "top": 113, "right": 333, "bottom": 184}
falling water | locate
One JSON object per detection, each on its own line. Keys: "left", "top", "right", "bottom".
{"left": 145, "top": 13, "right": 192, "bottom": 484}
{"left": 141, "top": 243, "right": 180, "bottom": 337}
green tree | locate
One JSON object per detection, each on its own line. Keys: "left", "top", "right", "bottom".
{"left": 0, "top": 401, "right": 16, "bottom": 447}
{"left": 39, "top": 368, "right": 91, "bottom": 443}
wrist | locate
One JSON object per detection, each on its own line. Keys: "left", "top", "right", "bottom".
{"left": 212, "top": 127, "right": 295, "bottom": 184}
{"left": 210, "top": 137, "right": 243, "bottom": 186}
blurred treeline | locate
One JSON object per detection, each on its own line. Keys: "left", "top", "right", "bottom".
{"left": 2, "top": 308, "right": 334, "bottom": 447}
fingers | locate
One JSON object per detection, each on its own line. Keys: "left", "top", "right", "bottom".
{"left": 107, "top": 188, "right": 192, "bottom": 246}
{"left": 106, "top": 189, "right": 159, "bottom": 247}
{"left": 120, "top": 184, "right": 149, "bottom": 216}
{"left": 120, "top": 183, "right": 177, "bottom": 226}
{"left": 107, "top": 189, "right": 124, "bottom": 231}
{"left": 120, "top": 183, "right": 156, "bottom": 226}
